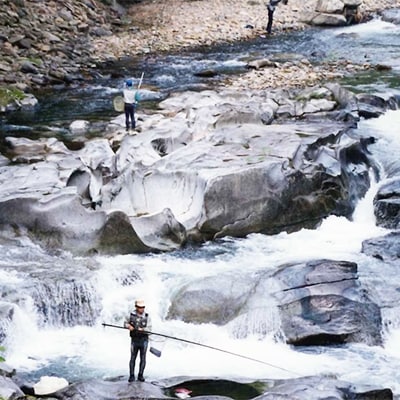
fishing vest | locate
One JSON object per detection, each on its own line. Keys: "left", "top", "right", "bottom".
{"left": 129, "top": 311, "right": 149, "bottom": 339}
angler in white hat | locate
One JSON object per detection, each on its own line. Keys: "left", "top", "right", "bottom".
{"left": 124, "top": 299, "right": 152, "bottom": 382}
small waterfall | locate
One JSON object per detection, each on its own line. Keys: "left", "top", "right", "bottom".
{"left": 29, "top": 278, "right": 101, "bottom": 327}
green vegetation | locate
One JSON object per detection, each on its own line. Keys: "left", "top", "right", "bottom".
{"left": 0, "top": 86, "right": 25, "bottom": 108}
{"left": 0, "top": 345, "right": 5, "bottom": 362}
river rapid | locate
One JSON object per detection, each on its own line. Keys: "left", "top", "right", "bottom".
{"left": 1, "top": 17, "right": 400, "bottom": 397}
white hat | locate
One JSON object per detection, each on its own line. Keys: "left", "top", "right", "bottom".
{"left": 135, "top": 299, "right": 145, "bottom": 307}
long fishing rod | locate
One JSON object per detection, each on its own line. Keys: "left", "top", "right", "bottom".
{"left": 102, "top": 323, "right": 300, "bottom": 376}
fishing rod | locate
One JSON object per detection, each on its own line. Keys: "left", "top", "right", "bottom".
{"left": 137, "top": 72, "right": 144, "bottom": 89}
{"left": 102, "top": 323, "right": 300, "bottom": 376}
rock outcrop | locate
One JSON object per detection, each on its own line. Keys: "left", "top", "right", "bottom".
{"left": 0, "top": 83, "right": 397, "bottom": 255}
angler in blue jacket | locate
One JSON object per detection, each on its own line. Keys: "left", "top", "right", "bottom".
{"left": 123, "top": 79, "right": 140, "bottom": 132}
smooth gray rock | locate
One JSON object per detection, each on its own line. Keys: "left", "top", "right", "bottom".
{"left": 0, "top": 86, "right": 395, "bottom": 254}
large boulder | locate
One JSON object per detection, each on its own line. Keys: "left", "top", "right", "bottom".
{"left": 167, "top": 273, "right": 256, "bottom": 325}
{"left": 272, "top": 259, "right": 382, "bottom": 346}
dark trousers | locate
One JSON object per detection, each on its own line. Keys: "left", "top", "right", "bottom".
{"left": 266, "top": 9, "right": 274, "bottom": 33}
{"left": 129, "top": 338, "right": 148, "bottom": 378}
{"left": 124, "top": 103, "right": 135, "bottom": 130}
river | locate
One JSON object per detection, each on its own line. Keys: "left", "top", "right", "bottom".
{"left": 1, "top": 15, "right": 400, "bottom": 398}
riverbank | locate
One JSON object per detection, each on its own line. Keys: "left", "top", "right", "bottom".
{"left": 0, "top": 0, "right": 399, "bottom": 95}
{"left": 92, "top": 0, "right": 399, "bottom": 59}
{"left": 90, "top": 0, "right": 399, "bottom": 90}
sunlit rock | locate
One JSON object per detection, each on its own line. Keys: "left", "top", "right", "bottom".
{"left": 0, "top": 189, "right": 107, "bottom": 254}
{"left": 33, "top": 376, "right": 69, "bottom": 395}
{"left": 316, "top": 0, "right": 344, "bottom": 14}
{"left": 310, "top": 13, "right": 347, "bottom": 26}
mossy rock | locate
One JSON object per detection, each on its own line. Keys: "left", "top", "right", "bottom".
{"left": 0, "top": 86, "right": 25, "bottom": 108}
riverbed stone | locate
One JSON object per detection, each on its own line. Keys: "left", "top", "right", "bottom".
{"left": 98, "top": 210, "right": 151, "bottom": 254}
{"left": 255, "top": 376, "right": 393, "bottom": 400}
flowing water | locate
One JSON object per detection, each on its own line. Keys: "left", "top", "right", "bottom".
{"left": 1, "top": 16, "right": 400, "bottom": 396}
